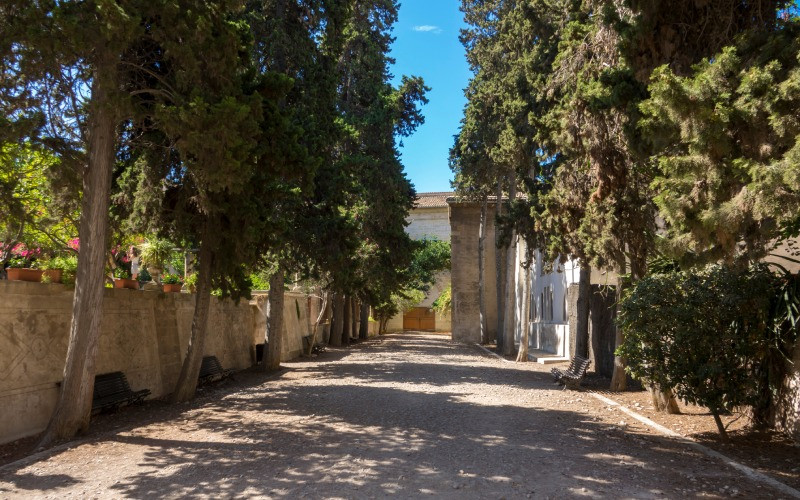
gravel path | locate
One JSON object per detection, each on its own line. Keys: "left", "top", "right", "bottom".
{"left": 0, "top": 333, "right": 791, "bottom": 498}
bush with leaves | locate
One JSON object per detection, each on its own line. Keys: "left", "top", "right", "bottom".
{"left": 373, "top": 288, "right": 426, "bottom": 335}
{"left": 432, "top": 284, "right": 451, "bottom": 316}
{"left": 617, "top": 264, "right": 799, "bottom": 438}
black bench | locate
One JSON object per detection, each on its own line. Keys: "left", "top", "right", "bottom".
{"left": 551, "top": 356, "right": 591, "bottom": 390}
{"left": 198, "top": 355, "right": 233, "bottom": 384}
{"left": 92, "top": 371, "right": 150, "bottom": 412}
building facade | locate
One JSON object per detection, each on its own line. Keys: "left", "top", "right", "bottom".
{"left": 384, "top": 192, "right": 453, "bottom": 332}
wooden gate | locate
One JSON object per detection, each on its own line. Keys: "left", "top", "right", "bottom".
{"left": 403, "top": 307, "right": 435, "bottom": 331}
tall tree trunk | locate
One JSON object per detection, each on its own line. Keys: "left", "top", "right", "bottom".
{"left": 574, "top": 263, "right": 591, "bottom": 359}
{"left": 478, "top": 196, "right": 489, "bottom": 343}
{"left": 649, "top": 384, "right": 681, "bottom": 414}
{"left": 322, "top": 292, "right": 332, "bottom": 343}
{"left": 381, "top": 316, "right": 390, "bottom": 335}
{"left": 342, "top": 295, "right": 352, "bottom": 345}
{"left": 359, "top": 302, "right": 370, "bottom": 339}
{"left": 495, "top": 183, "right": 506, "bottom": 350}
{"left": 502, "top": 232, "right": 518, "bottom": 356}
{"left": 264, "top": 264, "right": 286, "bottom": 371}
{"left": 329, "top": 293, "right": 343, "bottom": 347}
{"left": 610, "top": 260, "right": 628, "bottom": 391}
{"left": 350, "top": 298, "right": 358, "bottom": 340}
{"left": 170, "top": 225, "right": 216, "bottom": 402}
{"left": 39, "top": 57, "right": 118, "bottom": 446}
{"left": 501, "top": 179, "right": 518, "bottom": 357}
{"left": 307, "top": 290, "right": 329, "bottom": 356}
{"left": 516, "top": 256, "right": 531, "bottom": 362}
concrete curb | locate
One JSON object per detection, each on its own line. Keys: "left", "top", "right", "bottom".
{"left": 474, "top": 343, "right": 800, "bottom": 499}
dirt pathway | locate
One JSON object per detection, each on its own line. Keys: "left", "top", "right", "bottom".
{"left": 0, "top": 333, "right": 793, "bottom": 498}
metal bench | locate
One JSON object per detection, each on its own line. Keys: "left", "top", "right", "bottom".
{"left": 198, "top": 355, "right": 233, "bottom": 384}
{"left": 551, "top": 355, "right": 591, "bottom": 390}
{"left": 92, "top": 371, "right": 150, "bottom": 412}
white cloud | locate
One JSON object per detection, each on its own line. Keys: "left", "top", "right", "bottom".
{"left": 413, "top": 25, "right": 442, "bottom": 34}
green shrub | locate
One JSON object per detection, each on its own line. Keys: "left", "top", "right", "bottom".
{"left": 617, "top": 264, "right": 799, "bottom": 438}
{"left": 112, "top": 267, "right": 132, "bottom": 279}
{"left": 48, "top": 254, "right": 78, "bottom": 285}
{"left": 432, "top": 284, "right": 451, "bottom": 315}
{"left": 139, "top": 238, "right": 173, "bottom": 270}
{"left": 184, "top": 272, "right": 197, "bottom": 292}
{"left": 161, "top": 273, "right": 182, "bottom": 285}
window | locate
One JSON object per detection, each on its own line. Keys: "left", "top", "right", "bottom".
{"left": 542, "top": 286, "right": 554, "bottom": 321}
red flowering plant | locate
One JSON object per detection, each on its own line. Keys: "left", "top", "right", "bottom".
{"left": 6, "top": 243, "right": 42, "bottom": 268}
{"left": 110, "top": 244, "right": 133, "bottom": 278}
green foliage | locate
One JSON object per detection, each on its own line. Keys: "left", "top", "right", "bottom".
{"left": 248, "top": 271, "right": 272, "bottom": 291}
{"left": 432, "top": 284, "right": 452, "bottom": 316}
{"left": 0, "top": 142, "right": 79, "bottom": 260}
{"left": 139, "top": 239, "right": 173, "bottom": 271}
{"left": 373, "top": 288, "right": 426, "bottom": 329}
{"left": 454, "top": 1, "right": 796, "bottom": 279}
{"left": 112, "top": 267, "right": 132, "bottom": 280}
{"left": 47, "top": 255, "right": 77, "bottom": 285}
{"left": 406, "top": 239, "right": 451, "bottom": 293}
{"left": 161, "top": 273, "right": 182, "bottom": 285}
{"left": 617, "top": 264, "right": 800, "bottom": 434}
{"left": 138, "top": 268, "right": 152, "bottom": 283}
{"left": 640, "top": 20, "right": 800, "bottom": 265}
{"left": 184, "top": 272, "right": 197, "bottom": 292}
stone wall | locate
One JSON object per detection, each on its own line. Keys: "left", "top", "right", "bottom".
{"left": 406, "top": 207, "right": 451, "bottom": 242}
{"left": 0, "top": 281, "right": 311, "bottom": 444}
{"left": 449, "top": 201, "right": 499, "bottom": 343}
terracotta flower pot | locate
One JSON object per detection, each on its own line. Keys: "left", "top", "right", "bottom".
{"left": 113, "top": 278, "right": 140, "bottom": 290}
{"left": 42, "top": 269, "right": 63, "bottom": 283}
{"left": 6, "top": 268, "right": 43, "bottom": 282}
{"left": 162, "top": 283, "right": 182, "bottom": 293}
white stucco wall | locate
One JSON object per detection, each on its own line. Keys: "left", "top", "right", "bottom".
{"left": 406, "top": 207, "right": 451, "bottom": 242}
{"left": 513, "top": 247, "right": 580, "bottom": 356}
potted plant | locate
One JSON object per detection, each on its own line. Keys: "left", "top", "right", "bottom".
{"left": 38, "top": 254, "right": 77, "bottom": 284}
{"left": 48, "top": 254, "right": 79, "bottom": 285}
{"left": 112, "top": 267, "right": 139, "bottom": 290}
{"left": 161, "top": 273, "right": 183, "bottom": 293}
{"left": 139, "top": 238, "right": 172, "bottom": 284}
{"left": 5, "top": 244, "right": 43, "bottom": 282}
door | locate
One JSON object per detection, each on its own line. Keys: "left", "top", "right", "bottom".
{"left": 403, "top": 307, "right": 436, "bottom": 331}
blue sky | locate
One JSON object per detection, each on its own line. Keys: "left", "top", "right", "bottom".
{"left": 390, "top": 1, "right": 469, "bottom": 193}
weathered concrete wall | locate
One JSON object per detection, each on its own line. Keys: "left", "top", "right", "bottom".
{"left": 0, "top": 281, "right": 309, "bottom": 444}
{"left": 252, "top": 291, "right": 311, "bottom": 361}
{"left": 406, "top": 207, "right": 451, "bottom": 242}
{"left": 449, "top": 201, "right": 499, "bottom": 343}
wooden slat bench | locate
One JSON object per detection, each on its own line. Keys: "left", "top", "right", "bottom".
{"left": 198, "top": 355, "right": 233, "bottom": 384}
{"left": 92, "top": 371, "right": 150, "bottom": 413}
{"left": 551, "top": 356, "right": 591, "bottom": 390}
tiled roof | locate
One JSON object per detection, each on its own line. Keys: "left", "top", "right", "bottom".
{"left": 414, "top": 192, "right": 454, "bottom": 209}
{"left": 446, "top": 192, "right": 528, "bottom": 204}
